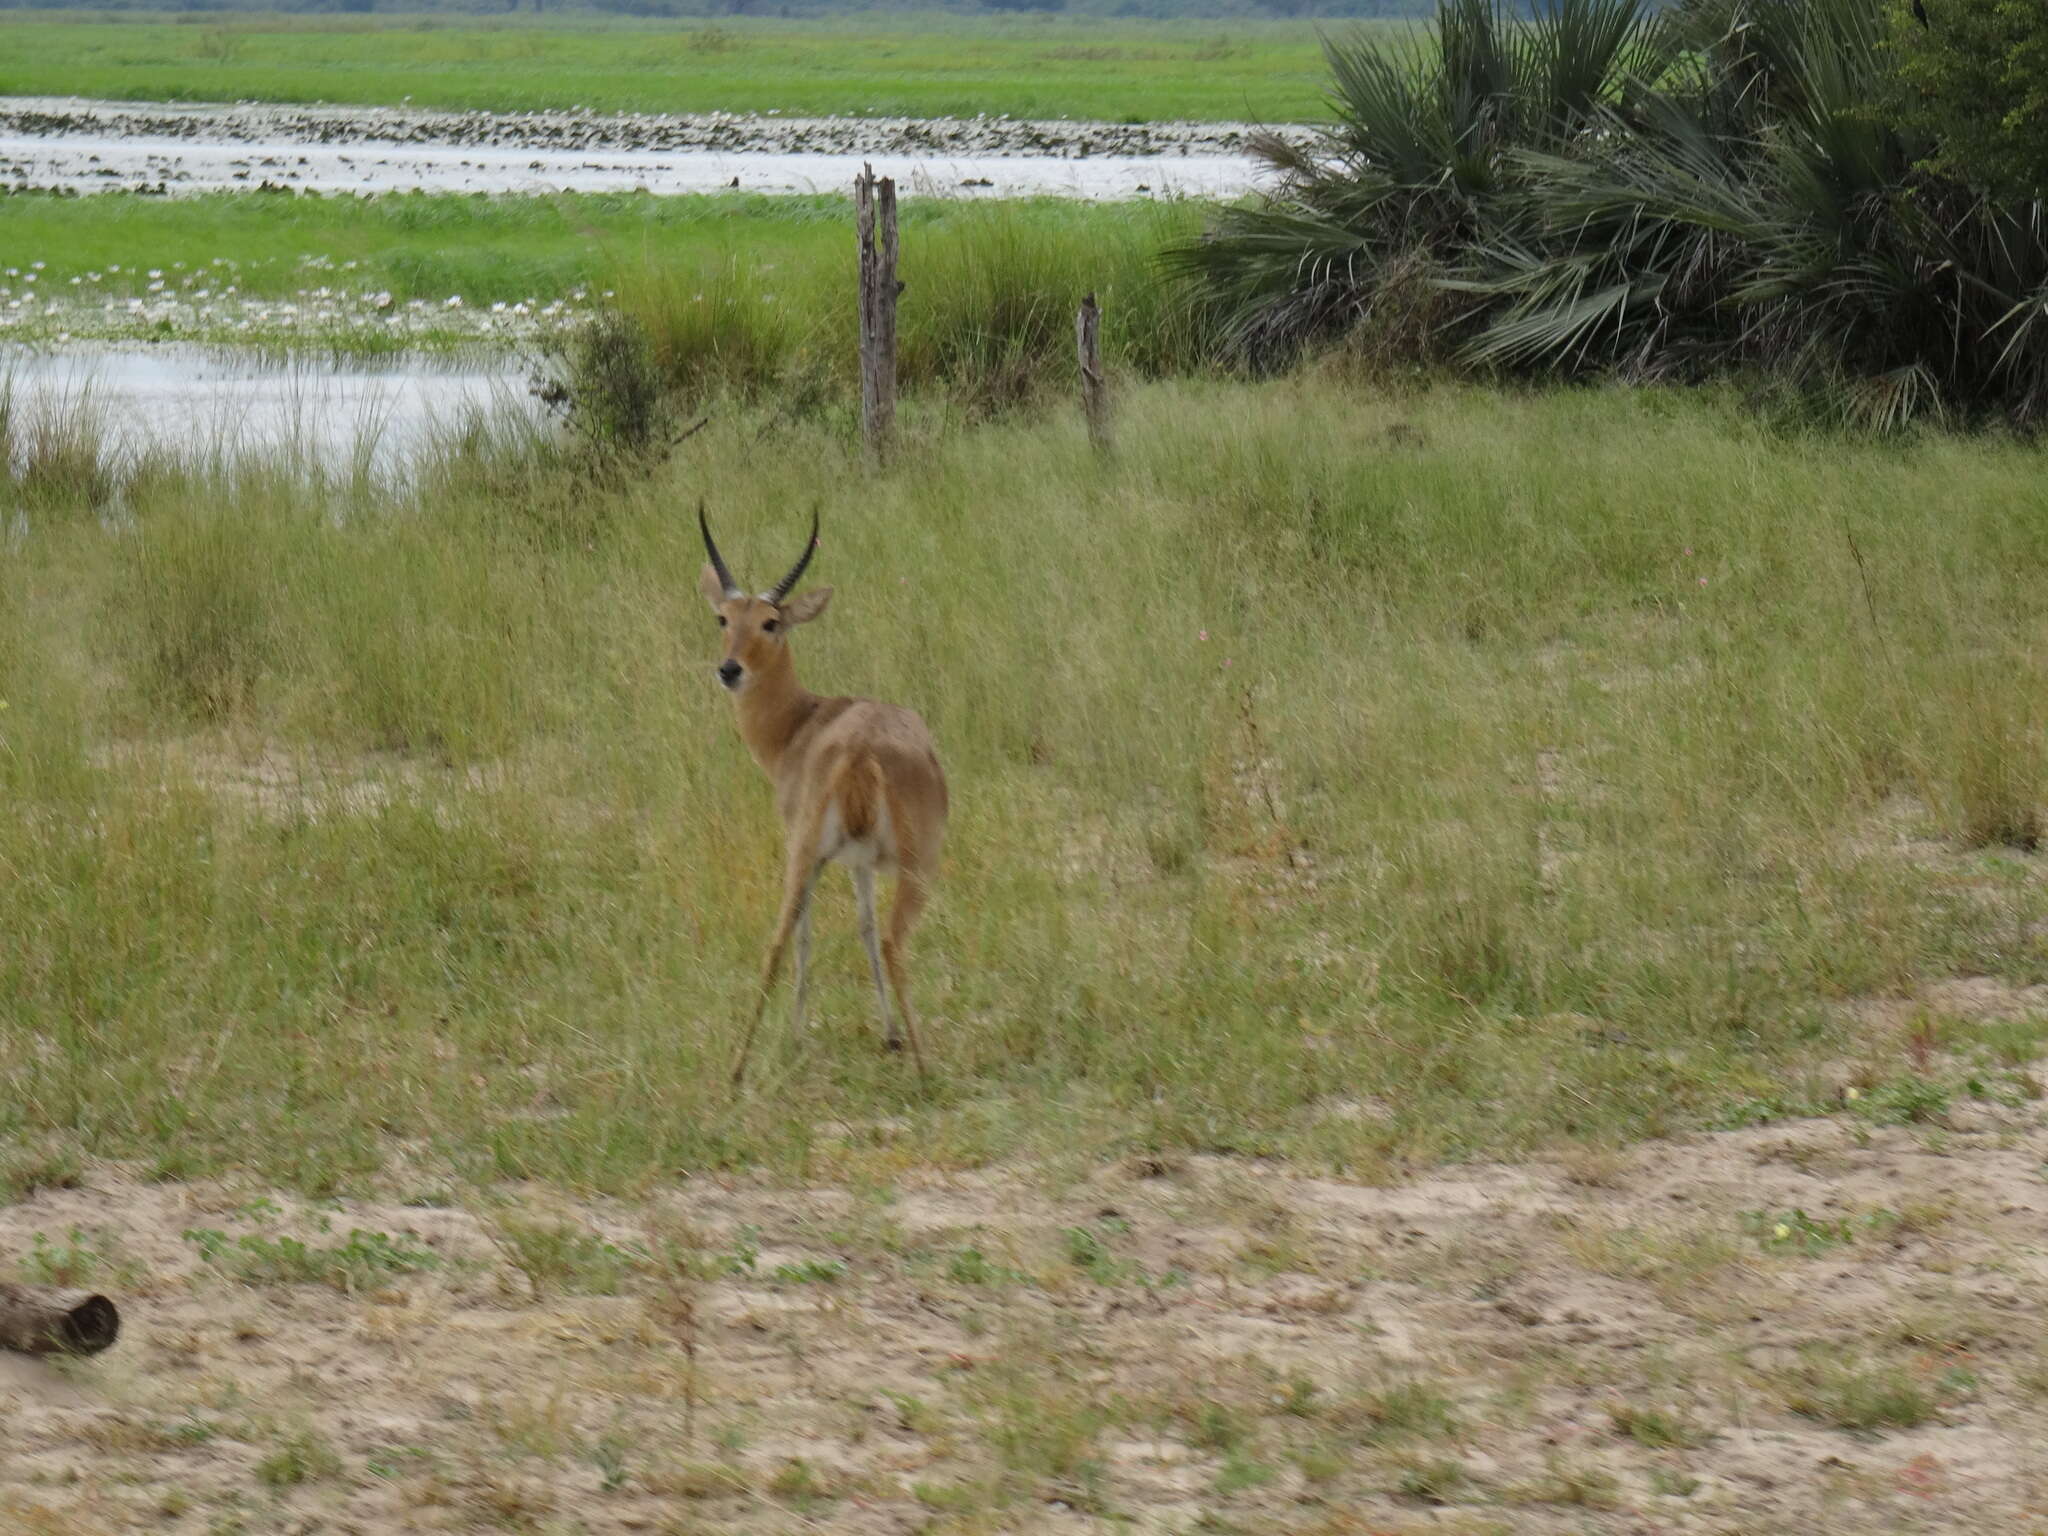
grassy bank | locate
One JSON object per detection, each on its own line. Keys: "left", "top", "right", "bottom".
{"left": 0, "top": 14, "right": 1344, "bottom": 122}
{"left": 5, "top": 375, "right": 2047, "bottom": 1195}
{"left": 1, "top": 191, "right": 1212, "bottom": 383}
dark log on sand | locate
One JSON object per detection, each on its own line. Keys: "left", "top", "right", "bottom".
{"left": 0, "top": 1283, "right": 120, "bottom": 1356}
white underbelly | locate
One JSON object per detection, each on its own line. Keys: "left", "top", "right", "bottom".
{"left": 817, "top": 799, "right": 894, "bottom": 871}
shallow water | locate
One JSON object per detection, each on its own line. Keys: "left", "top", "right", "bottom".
{"left": 2, "top": 342, "right": 540, "bottom": 479}
{"left": 0, "top": 95, "right": 1275, "bottom": 200}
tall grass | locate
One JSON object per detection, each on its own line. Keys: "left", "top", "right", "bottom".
{"left": 3, "top": 376, "right": 2047, "bottom": 1194}
{"left": 612, "top": 198, "right": 1213, "bottom": 409}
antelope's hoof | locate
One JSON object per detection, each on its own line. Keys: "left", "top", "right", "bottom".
{"left": 883, "top": 1037, "right": 904, "bottom": 1053}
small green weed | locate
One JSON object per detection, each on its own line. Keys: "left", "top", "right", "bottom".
{"left": 768, "top": 1258, "right": 846, "bottom": 1285}
{"left": 0, "top": 1140, "right": 85, "bottom": 1205}
{"left": 365, "top": 1444, "right": 437, "bottom": 1480}
{"left": 1328, "top": 1380, "right": 1460, "bottom": 1445}
{"left": 1607, "top": 1402, "right": 1710, "bottom": 1449}
{"left": 1061, "top": 1222, "right": 1184, "bottom": 1291}
{"left": 1648, "top": 1465, "right": 1701, "bottom": 1498}
{"left": 1516, "top": 1456, "right": 1619, "bottom": 1508}
{"left": 765, "top": 1457, "right": 835, "bottom": 1511}
{"left": 1214, "top": 1450, "right": 1276, "bottom": 1494}
{"left": 946, "top": 1247, "right": 1030, "bottom": 1286}
{"left": 255, "top": 1428, "right": 342, "bottom": 1488}
{"left": 184, "top": 1227, "right": 437, "bottom": 1293}
{"left": 488, "top": 1216, "right": 641, "bottom": 1298}
{"left": 1741, "top": 1209, "right": 1856, "bottom": 1256}
{"left": 1393, "top": 1454, "right": 1468, "bottom": 1503}
{"left": 1850, "top": 1075, "right": 1952, "bottom": 1126}
{"left": 1185, "top": 1399, "right": 1250, "bottom": 1452}
{"left": 19, "top": 1227, "right": 134, "bottom": 1288}
{"left": 1063, "top": 1223, "right": 1128, "bottom": 1284}
{"left": 1778, "top": 1354, "right": 1958, "bottom": 1430}
{"left": 591, "top": 1432, "right": 631, "bottom": 1493}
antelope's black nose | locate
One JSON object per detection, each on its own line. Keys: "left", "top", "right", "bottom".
{"left": 717, "top": 660, "right": 743, "bottom": 690}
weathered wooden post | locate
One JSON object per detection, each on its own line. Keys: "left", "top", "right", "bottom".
{"left": 1076, "top": 292, "right": 1110, "bottom": 458}
{"left": 855, "top": 164, "right": 901, "bottom": 461}
{"left": 0, "top": 1283, "right": 120, "bottom": 1356}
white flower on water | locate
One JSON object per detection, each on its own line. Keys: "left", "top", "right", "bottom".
{"left": 445, "top": 295, "right": 463, "bottom": 308}
{"left": 148, "top": 269, "right": 162, "bottom": 279}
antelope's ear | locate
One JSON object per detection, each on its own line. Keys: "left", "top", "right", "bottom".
{"left": 698, "top": 563, "right": 730, "bottom": 611}
{"left": 781, "top": 586, "right": 833, "bottom": 626}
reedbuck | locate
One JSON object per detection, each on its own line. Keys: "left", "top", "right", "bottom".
{"left": 698, "top": 506, "right": 947, "bottom": 1086}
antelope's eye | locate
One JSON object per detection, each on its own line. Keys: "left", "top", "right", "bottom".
{"left": 762, "top": 618, "right": 780, "bottom": 634}
{"left": 716, "top": 615, "right": 728, "bottom": 628}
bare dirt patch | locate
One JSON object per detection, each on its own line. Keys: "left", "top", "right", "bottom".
{"left": 6, "top": 1096, "right": 2048, "bottom": 1534}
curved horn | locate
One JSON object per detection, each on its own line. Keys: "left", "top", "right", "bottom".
{"left": 766, "top": 506, "right": 820, "bottom": 606}
{"left": 698, "top": 501, "right": 742, "bottom": 598}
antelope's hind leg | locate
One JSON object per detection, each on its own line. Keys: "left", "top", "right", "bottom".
{"left": 880, "top": 869, "right": 930, "bottom": 1080}
{"left": 791, "top": 898, "right": 815, "bottom": 1033}
{"left": 853, "top": 866, "right": 895, "bottom": 1049}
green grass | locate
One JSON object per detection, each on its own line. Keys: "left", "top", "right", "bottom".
{"left": 3, "top": 375, "right": 2048, "bottom": 1195}
{"left": 4, "top": 188, "right": 1216, "bottom": 399}
{"left": 2, "top": 191, "right": 1210, "bottom": 376}
{"left": 0, "top": 14, "right": 1351, "bottom": 123}
{"left": 6, "top": 190, "right": 1037, "bottom": 310}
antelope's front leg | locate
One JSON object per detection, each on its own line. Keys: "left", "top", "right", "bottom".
{"left": 730, "top": 842, "right": 824, "bottom": 1088}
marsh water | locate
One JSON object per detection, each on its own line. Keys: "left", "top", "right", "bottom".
{"left": 0, "top": 96, "right": 1276, "bottom": 199}
{"left": 0, "top": 96, "right": 1277, "bottom": 477}
{"left": 2, "top": 342, "right": 541, "bottom": 478}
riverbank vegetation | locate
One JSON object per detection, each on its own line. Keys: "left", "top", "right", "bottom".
{"left": 5, "top": 375, "right": 2048, "bottom": 1190}
{"left": 1, "top": 192, "right": 1210, "bottom": 387}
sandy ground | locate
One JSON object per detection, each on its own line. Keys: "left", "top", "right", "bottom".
{"left": 5, "top": 1050, "right": 2048, "bottom": 1535}
{"left": 0, "top": 97, "right": 1292, "bottom": 198}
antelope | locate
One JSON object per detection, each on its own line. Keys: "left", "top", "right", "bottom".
{"left": 697, "top": 505, "right": 947, "bottom": 1087}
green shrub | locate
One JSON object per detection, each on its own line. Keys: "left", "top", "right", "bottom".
{"left": 1888, "top": 0, "right": 2048, "bottom": 201}
{"left": 1174, "top": 0, "right": 2048, "bottom": 428}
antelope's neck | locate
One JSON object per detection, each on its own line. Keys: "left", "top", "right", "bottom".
{"left": 734, "top": 664, "right": 817, "bottom": 780}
